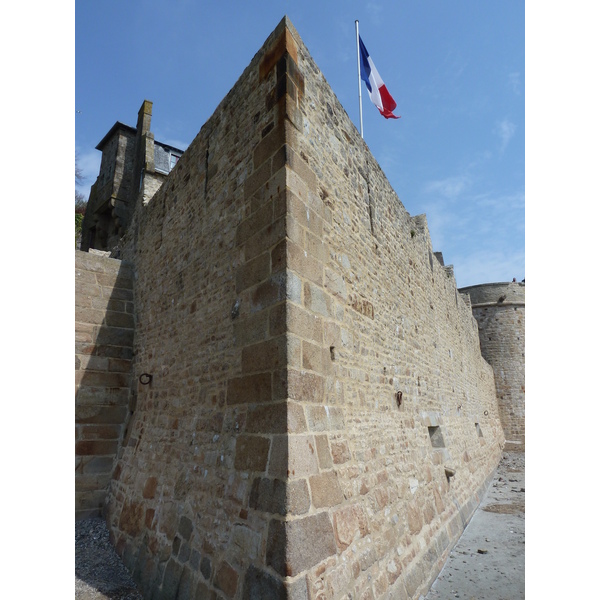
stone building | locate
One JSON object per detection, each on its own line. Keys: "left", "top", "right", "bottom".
{"left": 459, "top": 282, "right": 525, "bottom": 444}
{"left": 80, "top": 100, "right": 184, "bottom": 253}
{"left": 75, "top": 16, "right": 524, "bottom": 600}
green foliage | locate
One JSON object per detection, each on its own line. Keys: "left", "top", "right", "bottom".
{"left": 75, "top": 157, "right": 87, "bottom": 248}
{"left": 75, "top": 190, "right": 87, "bottom": 248}
{"left": 75, "top": 209, "right": 86, "bottom": 248}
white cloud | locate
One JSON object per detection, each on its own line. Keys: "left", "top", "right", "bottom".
{"left": 508, "top": 71, "right": 521, "bottom": 95}
{"left": 417, "top": 184, "right": 524, "bottom": 287}
{"left": 495, "top": 118, "right": 516, "bottom": 153}
{"left": 366, "top": 2, "right": 384, "bottom": 26}
{"left": 75, "top": 149, "right": 101, "bottom": 201}
{"left": 423, "top": 175, "right": 470, "bottom": 199}
{"left": 452, "top": 247, "right": 525, "bottom": 289}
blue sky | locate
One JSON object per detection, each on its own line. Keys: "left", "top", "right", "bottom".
{"left": 6, "top": 3, "right": 600, "bottom": 593}
{"left": 75, "top": 0, "right": 524, "bottom": 289}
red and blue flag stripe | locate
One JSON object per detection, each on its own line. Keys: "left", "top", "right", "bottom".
{"left": 359, "top": 36, "right": 399, "bottom": 119}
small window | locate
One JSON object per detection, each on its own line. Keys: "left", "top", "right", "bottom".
{"left": 169, "top": 153, "right": 180, "bottom": 171}
{"left": 428, "top": 426, "right": 445, "bottom": 448}
{"left": 475, "top": 423, "right": 484, "bottom": 438}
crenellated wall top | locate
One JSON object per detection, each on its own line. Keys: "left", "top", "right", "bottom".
{"left": 459, "top": 281, "right": 525, "bottom": 307}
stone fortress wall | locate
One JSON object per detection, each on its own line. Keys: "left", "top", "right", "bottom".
{"left": 75, "top": 251, "right": 135, "bottom": 519}
{"left": 459, "top": 282, "right": 525, "bottom": 444}
{"left": 74, "top": 16, "right": 523, "bottom": 600}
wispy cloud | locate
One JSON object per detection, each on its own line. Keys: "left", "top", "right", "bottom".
{"left": 416, "top": 171, "right": 524, "bottom": 286}
{"left": 454, "top": 248, "right": 525, "bottom": 288}
{"left": 154, "top": 131, "right": 190, "bottom": 152}
{"left": 423, "top": 174, "right": 470, "bottom": 199}
{"left": 75, "top": 149, "right": 102, "bottom": 201}
{"left": 494, "top": 118, "right": 516, "bottom": 153}
{"left": 366, "top": 1, "right": 384, "bottom": 26}
{"left": 508, "top": 71, "right": 521, "bottom": 95}
{"left": 420, "top": 50, "right": 468, "bottom": 104}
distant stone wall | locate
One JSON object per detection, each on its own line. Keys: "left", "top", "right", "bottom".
{"left": 103, "top": 17, "right": 505, "bottom": 600}
{"left": 460, "top": 282, "right": 525, "bottom": 443}
{"left": 75, "top": 251, "right": 135, "bottom": 520}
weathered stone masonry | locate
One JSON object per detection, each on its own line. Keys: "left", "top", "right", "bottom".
{"left": 75, "top": 16, "right": 516, "bottom": 600}
{"left": 75, "top": 251, "right": 135, "bottom": 520}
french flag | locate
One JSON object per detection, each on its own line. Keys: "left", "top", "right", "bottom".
{"left": 359, "top": 36, "right": 400, "bottom": 119}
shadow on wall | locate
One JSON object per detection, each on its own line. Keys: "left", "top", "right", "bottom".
{"left": 75, "top": 251, "right": 136, "bottom": 522}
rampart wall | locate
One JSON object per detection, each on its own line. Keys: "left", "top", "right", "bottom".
{"left": 96, "top": 17, "right": 506, "bottom": 600}
{"left": 75, "top": 251, "right": 135, "bottom": 519}
{"left": 459, "top": 282, "right": 525, "bottom": 443}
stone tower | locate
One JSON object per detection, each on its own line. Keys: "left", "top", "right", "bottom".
{"left": 459, "top": 281, "right": 525, "bottom": 444}
{"left": 80, "top": 100, "right": 183, "bottom": 253}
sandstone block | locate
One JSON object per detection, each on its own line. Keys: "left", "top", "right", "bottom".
{"left": 142, "top": 477, "right": 158, "bottom": 499}
{"left": 81, "top": 456, "right": 115, "bottom": 474}
{"left": 249, "top": 476, "right": 287, "bottom": 515}
{"left": 104, "top": 310, "right": 135, "bottom": 329}
{"left": 267, "top": 435, "right": 288, "bottom": 478}
{"left": 309, "top": 471, "right": 344, "bottom": 509}
{"left": 118, "top": 499, "right": 145, "bottom": 537}
{"left": 236, "top": 200, "right": 274, "bottom": 246}
{"left": 303, "top": 281, "right": 331, "bottom": 318}
{"left": 287, "top": 435, "right": 319, "bottom": 478}
{"left": 75, "top": 307, "right": 106, "bottom": 326}
{"left": 234, "top": 435, "right": 271, "bottom": 472}
{"left": 244, "top": 159, "right": 272, "bottom": 199}
{"left": 268, "top": 301, "right": 287, "bottom": 337}
{"left": 227, "top": 373, "right": 272, "bottom": 405}
{"left": 108, "top": 358, "right": 132, "bottom": 373}
{"left": 287, "top": 302, "right": 323, "bottom": 343}
{"left": 250, "top": 273, "right": 286, "bottom": 313}
{"left": 233, "top": 311, "right": 269, "bottom": 347}
{"left": 267, "top": 512, "right": 336, "bottom": 577}
{"left": 235, "top": 252, "right": 271, "bottom": 293}
{"left": 246, "top": 401, "right": 287, "bottom": 434}
{"left": 330, "top": 439, "right": 351, "bottom": 464}
{"left": 77, "top": 424, "right": 122, "bottom": 441}
{"left": 215, "top": 561, "right": 238, "bottom": 598}
{"left": 242, "top": 564, "right": 286, "bottom": 600}
{"left": 333, "top": 504, "right": 369, "bottom": 550}
{"left": 241, "top": 336, "right": 287, "bottom": 373}
{"left": 306, "top": 405, "right": 345, "bottom": 432}
{"left": 287, "top": 240, "right": 323, "bottom": 286}
{"left": 76, "top": 371, "right": 130, "bottom": 389}
{"left": 301, "top": 339, "right": 325, "bottom": 372}
{"left": 244, "top": 216, "right": 286, "bottom": 261}
{"left": 249, "top": 476, "right": 310, "bottom": 517}
{"left": 315, "top": 435, "right": 333, "bottom": 469}
{"left": 75, "top": 440, "right": 119, "bottom": 456}
{"left": 230, "top": 523, "right": 261, "bottom": 561}
{"left": 324, "top": 267, "right": 347, "bottom": 302}
{"left": 75, "top": 405, "right": 128, "bottom": 425}
{"left": 160, "top": 558, "right": 183, "bottom": 600}
{"left": 94, "top": 325, "right": 134, "bottom": 348}
{"left": 254, "top": 124, "right": 286, "bottom": 169}
{"left": 406, "top": 502, "right": 423, "bottom": 535}
{"left": 287, "top": 368, "right": 324, "bottom": 403}
{"left": 284, "top": 145, "right": 315, "bottom": 193}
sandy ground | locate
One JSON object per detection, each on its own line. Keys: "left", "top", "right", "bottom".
{"left": 424, "top": 445, "right": 525, "bottom": 600}
{"left": 76, "top": 447, "right": 524, "bottom": 599}
{"left": 75, "top": 517, "right": 142, "bottom": 600}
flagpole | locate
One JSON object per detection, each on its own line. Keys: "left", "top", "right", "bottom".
{"left": 355, "top": 20, "right": 364, "bottom": 138}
